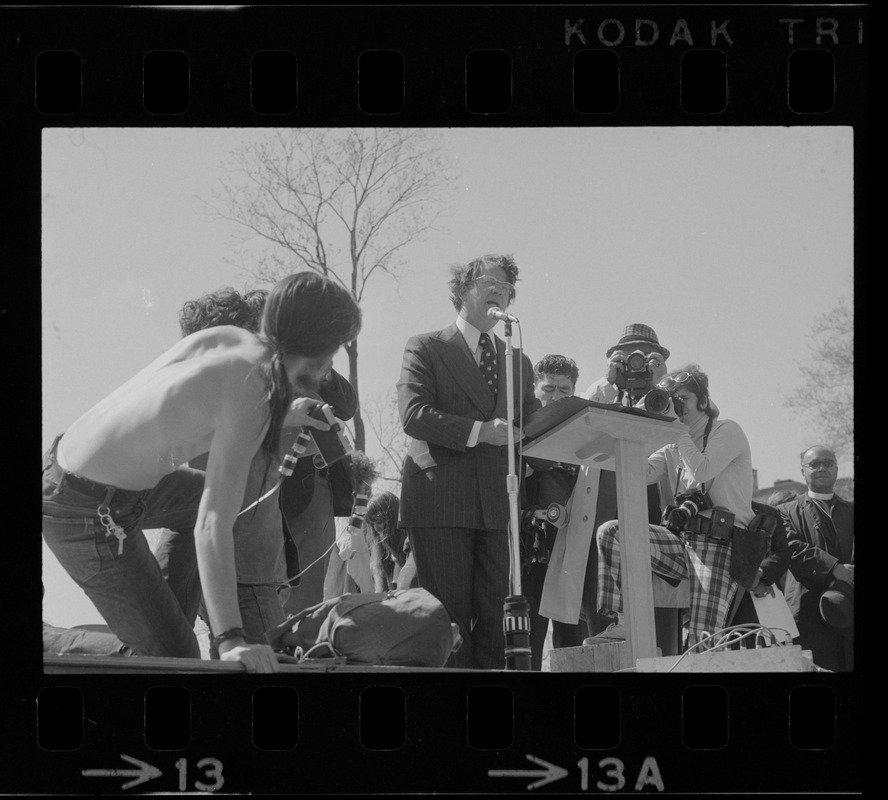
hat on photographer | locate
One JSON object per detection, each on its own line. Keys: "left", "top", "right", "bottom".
{"left": 605, "top": 323, "right": 670, "bottom": 360}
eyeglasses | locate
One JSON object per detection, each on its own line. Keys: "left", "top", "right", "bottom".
{"left": 473, "top": 275, "right": 516, "bottom": 299}
{"left": 802, "top": 459, "right": 837, "bottom": 471}
{"left": 658, "top": 372, "right": 700, "bottom": 393}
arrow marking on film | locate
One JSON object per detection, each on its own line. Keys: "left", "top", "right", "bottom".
{"left": 82, "top": 753, "right": 162, "bottom": 790}
{"left": 488, "top": 753, "right": 569, "bottom": 790}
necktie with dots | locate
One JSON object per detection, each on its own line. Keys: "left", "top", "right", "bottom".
{"left": 479, "top": 332, "right": 498, "bottom": 397}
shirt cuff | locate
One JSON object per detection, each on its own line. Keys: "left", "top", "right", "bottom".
{"left": 467, "top": 420, "right": 482, "bottom": 448}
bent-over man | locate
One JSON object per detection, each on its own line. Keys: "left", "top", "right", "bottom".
{"left": 42, "top": 272, "right": 362, "bottom": 672}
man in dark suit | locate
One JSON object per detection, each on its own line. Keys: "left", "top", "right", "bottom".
{"left": 397, "top": 254, "right": 537, "bottom": 669}
{"left": 780, "top": 445, "right": 854, "bottom": 671}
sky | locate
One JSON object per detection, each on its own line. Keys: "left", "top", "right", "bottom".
{"left": 42, "top": 126, "right": 854, "bottom": 627}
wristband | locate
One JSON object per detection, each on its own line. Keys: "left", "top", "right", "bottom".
{"left": 212, "top": 627, "right": 246, "bottom": 648}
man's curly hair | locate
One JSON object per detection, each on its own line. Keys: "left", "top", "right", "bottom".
{"left": 178, "top": 287, "right": 269, "bottom": 336}
{"left": 664, "top": 363, "right": 717, "bottom": 418}
{"left": 448, "top": 254, "right": 519, "bottom": 311}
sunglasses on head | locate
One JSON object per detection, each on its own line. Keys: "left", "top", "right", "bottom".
{"left": 658, "top": 371, "right": 700, "bottom": 393}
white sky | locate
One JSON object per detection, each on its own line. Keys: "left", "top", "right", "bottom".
{"left": 42, "top": 126, "right": 854, "bottom": 627}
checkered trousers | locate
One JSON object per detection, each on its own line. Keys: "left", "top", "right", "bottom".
{"left": 597, "top": 522, "right": 739, "bottom": 648}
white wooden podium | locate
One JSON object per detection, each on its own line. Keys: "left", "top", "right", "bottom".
{"left": 521, "top": 398, "right": 686, "bottom": 666}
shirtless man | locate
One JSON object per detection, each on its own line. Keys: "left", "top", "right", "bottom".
{"left": 42, "top": 272, "right": 362, "bottom": 673}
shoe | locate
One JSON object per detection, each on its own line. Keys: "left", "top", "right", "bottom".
{"left": 583, "top": 623, "right": 626, "bottom": 645}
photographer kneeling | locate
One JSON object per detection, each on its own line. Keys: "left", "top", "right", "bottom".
{"left": 588, "top": 364, "right": 755, "bottom": 650}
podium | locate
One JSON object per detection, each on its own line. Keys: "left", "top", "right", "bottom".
{"left": 521, "top": 397, "right": 686, "bottom": 666}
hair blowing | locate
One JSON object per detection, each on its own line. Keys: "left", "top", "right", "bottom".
{"left": 178, "top": 287, "right": 269, "bottom": 336}
{"left": 258, "top": 272, "right": 362, "bottom": 459}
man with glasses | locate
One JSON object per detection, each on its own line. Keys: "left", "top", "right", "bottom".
{"left": 587, "top": 364, "right": 755, "bottom": 651}
{"left": 780, "top": 446, "right": 854, "bottom": 671}
{"left": 397, "top": 254, "right": 537, "bottom": 669}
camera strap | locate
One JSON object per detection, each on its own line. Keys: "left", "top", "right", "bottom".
{"left": 672, "top": 416, "right": 714, "bottom": 503}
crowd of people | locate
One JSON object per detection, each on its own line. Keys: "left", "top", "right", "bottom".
{"left": 42, "top": 257, "right": 854, "bottom": 673}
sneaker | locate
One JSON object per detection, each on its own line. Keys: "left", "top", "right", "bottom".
{"left": 583, "top": 622, "right": 626, "bottom": 645}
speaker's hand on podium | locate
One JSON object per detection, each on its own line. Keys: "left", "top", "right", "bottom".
{"left": 478, "top": 418, "right": 520, "bottom": 446}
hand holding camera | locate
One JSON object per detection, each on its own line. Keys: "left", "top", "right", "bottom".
{"left": 284, "top": 397, "right": 331, "bottom": 431}
{"left": 305, "top": 403, "right": 354, "bottom": 468}
{"left": 606, "top": 353, "right": 627, "bottom": 386}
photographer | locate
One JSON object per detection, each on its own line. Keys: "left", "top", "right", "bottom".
{"left": 540, "top": 325, "right": 671, "bottom": 641}
{"left": 522, "top": 355, "right": 586, "bottom": 669}
{"left": 585, "top": 323, "right": 669, "bottom": 408}
{"left": 588, "top": 364, "right": 755, "bottom": 650}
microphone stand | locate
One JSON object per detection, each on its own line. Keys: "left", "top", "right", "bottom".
{"left": 501, "top": 319, "right": 532, "bottom": 671}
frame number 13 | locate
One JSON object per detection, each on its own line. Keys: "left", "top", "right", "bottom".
{"left": 175, "top": 758, "right": 224, "bottom": 792}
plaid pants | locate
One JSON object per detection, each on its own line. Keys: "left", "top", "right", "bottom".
{"left": 597, "top": 521, "right": 738, "bottom": 648}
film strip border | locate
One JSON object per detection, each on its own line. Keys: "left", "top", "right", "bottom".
{"left": 6, "top": 4, "right": 867, "bottom": 796}
{"left": 2, "top": 6, "right": 868, "bottom": 124}
{"left": 21, "top": 675, "right": 860, "bottom": 794}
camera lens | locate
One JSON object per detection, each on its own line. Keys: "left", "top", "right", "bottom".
{"left": 643, "top": 388, "right": 671, "bottom": 415}
{"left": 668, "top": 507, "right": 689, "bottom": 528}
{"left": 626, "top": 352, "right": 646, "bottom": 371}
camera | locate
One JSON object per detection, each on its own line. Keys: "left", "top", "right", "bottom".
{"left": 520, "top": 508, "right": 549, "bottom": 564}
{"left": 662, "top": 490, "right": 713, "bottom": 534}
{"left": 614, "top": 349, "right": 655, "bottom": 394}
{"left": 307, "top": 403, "right": 353, "bottom": 468}
{"left": 637, "top": 387, "right": 672, "bottom": 415}
{"left": 670, "top": 394, "right": 685, "bottom": 419}
{"left": 519, "top": 503, "right": 569, "bottom": 566}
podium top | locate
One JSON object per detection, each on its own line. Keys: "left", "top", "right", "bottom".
{"left": 520, "top": 396, "right": 686, "bottom": 468}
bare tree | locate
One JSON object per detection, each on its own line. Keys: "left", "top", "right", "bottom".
{"left": 208, "top": 128, "right": 455, "bottom": 451}
{"left": 784, "top": 297, "right": 854, "bottom": 461}
{"left": 363, "top": 389, "right": 409, "bottom": 489}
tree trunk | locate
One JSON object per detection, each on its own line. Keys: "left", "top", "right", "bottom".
{"left": 346, "top": 340, "right": 365, "bottom": 453}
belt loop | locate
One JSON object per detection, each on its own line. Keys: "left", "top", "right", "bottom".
{"left": 49, "top": 435, "right": 66, "bottom": 495}
{"left": 101, "top": 486, "right": 116, "bottom": 509}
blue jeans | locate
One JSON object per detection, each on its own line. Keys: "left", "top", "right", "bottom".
{"left": 42, "top": 436, "right": 205, "bottom": 659}
{"left": 153, "top": 447, "right": 291, "bottom": 646}
{"left": 206, "top": 584, "right": 286, "bottom": 658}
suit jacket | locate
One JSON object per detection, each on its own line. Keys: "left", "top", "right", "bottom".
{"left": 398, "top": 323, "right": 537, "bottom": 530}
{"left": 780, "top": 492, "right": 854, "bottom": 620}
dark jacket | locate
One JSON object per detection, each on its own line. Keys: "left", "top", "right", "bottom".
{"left": 726, "top": 501, "right": 791, "bottom": 627}
{"left": 279, "top": 369, "right": 358, "bottom": 520}
{"left": 780, "top": 492, "right": 854, "bottom": 619}
{"left": 398, "top": 323, "right": 537, "bottom": 530}
{"left": 751, "top": 500, "right": 791, "bottom": 586}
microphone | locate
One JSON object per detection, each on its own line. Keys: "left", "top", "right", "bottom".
{"left": 487, "top": 306, "right": 519, "bottom": 323}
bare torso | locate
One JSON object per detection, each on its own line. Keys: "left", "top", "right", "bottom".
{"left": 57, "top": 327, "right": 272, "bottom": 490}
